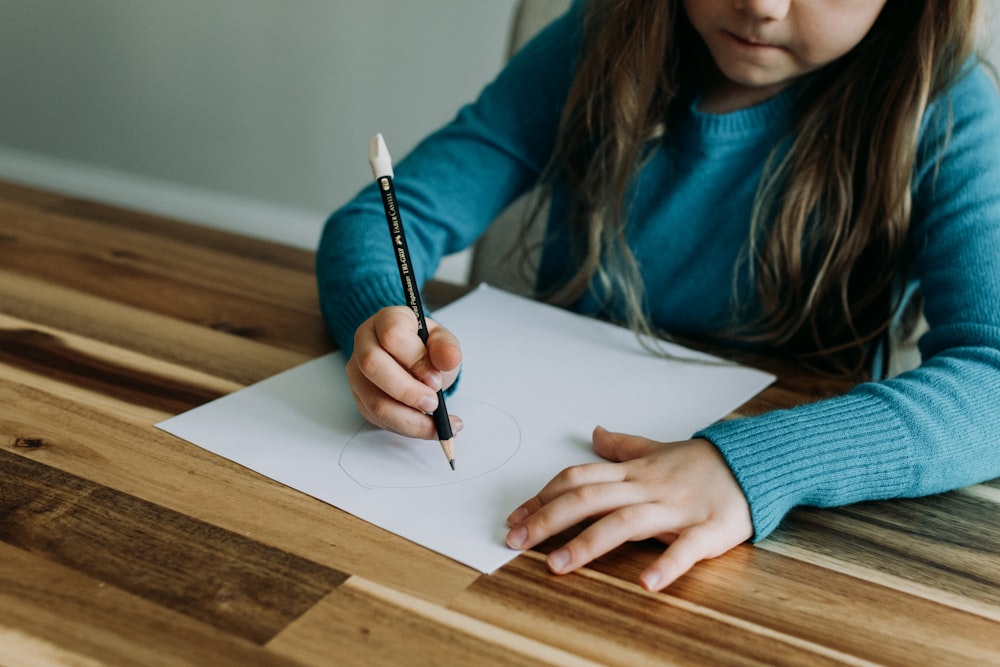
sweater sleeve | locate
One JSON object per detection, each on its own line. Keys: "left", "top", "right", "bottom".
{"left": 315, "top": 3, "right": 583, "bottom": 357}
{"left": 696, "top": 64, "right": 1000, "bottom": 540}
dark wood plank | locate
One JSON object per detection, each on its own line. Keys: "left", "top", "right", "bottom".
{"left": 0, "top": 324, "right": 224, "bottom": 414}
{"left": 0, "top": 375, "right": 481, "bottom": 606}
{"left": 0, "top": 542, "right": 305, "bottom": 667}
{"left": 764, "top": 493, "right": 1000, "bottom": 612}
{"left": 0, "top": 450, "right": 348, "bottom": 644}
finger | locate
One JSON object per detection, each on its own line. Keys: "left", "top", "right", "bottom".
{"left": 639, "top": 524, "right": 734, "bottom": 592}
{"left": 354, "top": 317, "right": 440, "bottom": 413}
{"left": 545, "top": 502, "right": 683, "bottom": 575}
{"left": 505, "top": 478, "right": 645, "bottom": 551}
{"left": 374, "top": 308, "right": 444, "bottom": 388}
{"left": 346, "top": 362, "right": 441, "bottom": 439}
{"left": 426, "top": 320, "right": 462, "bottom": 374}
{"left": 537, "top": 461, "right": 630, "bottom": 504}
{"left": 505, "top": 498, "right": 540, "bottom": 527}
{"left": 592, "top": 426, "right": 659, "bottom": 462}
{"left": 506, "top": 461, "right": 626, "bottom": 527}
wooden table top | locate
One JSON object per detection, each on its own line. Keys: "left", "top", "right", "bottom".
{"left": 2, "top": 179, "right": 999, "bottom": 666}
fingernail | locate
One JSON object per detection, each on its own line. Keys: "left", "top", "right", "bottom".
{"left": 507, "top": 507, "right": 528, "bottom": 526}
{"left": 548, "top": 549, "right": 570, "bottom": 572}
{"left": 422, "top": 372, "right": 442, "bottom": 391}
{"left": 641, "top": 571, "right": 661, "bottom": 591}
{"left": 452, "top": 416, "right": 464, "bottom": 433}
{"left": 507, "top": 526, "right": 527, "bottom": 549}
{"left": 417, "top": 395, "right": 437, "bottom": 413}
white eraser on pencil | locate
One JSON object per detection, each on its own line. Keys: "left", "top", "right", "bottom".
{"left": 368, "top": 133, "right": 394, "bottom": 181}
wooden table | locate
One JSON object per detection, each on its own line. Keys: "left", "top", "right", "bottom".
{"left": 2, "top": 179, "right": 999, "bottom": 666}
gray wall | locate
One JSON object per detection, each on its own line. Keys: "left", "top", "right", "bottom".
{"left": 0, "top": 0, "right": 519, "bottom": 259}
{"left": 1, "top": 1, "right": 998, "bottom": 271}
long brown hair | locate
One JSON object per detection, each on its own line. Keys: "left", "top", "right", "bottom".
{"left": 539, "top": 0, "right": 980, "bottom": 375}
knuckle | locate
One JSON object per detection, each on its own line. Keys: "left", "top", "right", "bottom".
{"left": 570, "top": 532, "right": 601, "bottom": 556}
{"left": 526, "top": 511, "right": 549, "bottom": 533}
{"left": 399, "top": 386, "right": 432, "bottom": 411}
{"left": 559, "top": 464, "right": 591, "bottom": 486}
{"left": 678, "top": 529, "right": 711, "bottom": 559}
{"left": 569, "top": 483, "right": 601, "bottom": 505}
{"left": 526, "top": 511, "right": 556, "bottom": 537}
{"left": 354, "top": 347, "right": 383, "bottom": 378}
{"left": 613, "top": 504, "right": 646, "bottom": 527}
{"left": 379, "top": 324, "right": 412, "bottom": 353}
{"left": 367, "top": 400, "right": 396, "bottom": 428}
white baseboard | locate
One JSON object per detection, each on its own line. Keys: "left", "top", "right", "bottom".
{"left": 0, "top": 145, "right": 473, "bottom": 283}
{"left": 0, "top": 145, "right": 325, "bottom": 251}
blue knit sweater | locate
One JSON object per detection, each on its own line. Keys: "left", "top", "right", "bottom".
{"left": 316, "top": 6, "right": 1000, "bottom": 540}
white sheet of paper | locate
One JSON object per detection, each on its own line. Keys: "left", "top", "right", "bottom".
{"left": 157, "top": 285, "right": 775, "bottom": 573}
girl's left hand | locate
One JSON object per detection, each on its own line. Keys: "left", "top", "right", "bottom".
{"left": 505, "top": 427, "right": 753, "bottom": 591}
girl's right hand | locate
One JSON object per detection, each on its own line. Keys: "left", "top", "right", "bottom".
{"left": 345, "top": 306, "right": 463, "bottom": 440}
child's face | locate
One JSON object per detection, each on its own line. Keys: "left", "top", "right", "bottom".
{"left": 683, "top": 0, "right": 889, "bottom": 111}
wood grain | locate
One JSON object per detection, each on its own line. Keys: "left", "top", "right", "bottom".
{"left": 0, "top": 200, "right": 326, "bottom": 356}
{"left": 0, "top": 348, "right": 479, "bottom": 609}
{"left": 0, "top": 321, "right": 225, "bottom": 415}
{"left": 268, "top": 576, "right": 597, "bottom": 667}
{"left": 0, "top": 450, "right": 348, "bottom": 644}
{"left": 3, "top": 178, "right": 999, "bottom": 665}
{"left": 570, "top": 538, "right": 1000, "bottom": 665}
{"left": 0, "top": 542, "right": 303, "bottom": 666}
{"left": 453, "top": 553, "right": 857, "bottom": 667}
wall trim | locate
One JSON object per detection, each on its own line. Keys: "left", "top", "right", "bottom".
{"left": 0, "top": 146, "right": 325, "bottom": 251}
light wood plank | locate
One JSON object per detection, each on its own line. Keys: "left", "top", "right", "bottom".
{"left": 452, "top": 553, "right": 861, "bottom": 667}
{"left": 562, "top": 538, "right": 1000, "bottom": 665}
{"left": 0, "top": 627, "right": 107, "bottom": 667}
{"left": 0, "top": 197, "right": 318, "bottom": 313}
{"left": 268, "top": 575, "right": 599, "bottom": 667}
{"left": 0, "top": 269, "right": 311, "bottom": 385}
{"left": 0, "top": 202, "right": 327, "bottom": 355}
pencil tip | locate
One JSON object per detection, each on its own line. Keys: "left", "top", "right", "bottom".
{"left": 439, "top": 438, "right": 456, "bottom": 469}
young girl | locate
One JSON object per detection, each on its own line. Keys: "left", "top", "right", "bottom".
{"left": 316, "top": 0, "right": 1000, "bottom": 591}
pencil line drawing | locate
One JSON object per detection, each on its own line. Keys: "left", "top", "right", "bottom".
{"left": 338, "top": 397, "right": 522, "bottom": 489}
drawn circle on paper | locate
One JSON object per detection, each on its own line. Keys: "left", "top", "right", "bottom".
{"left": 339, "top": 398, "right": 522, "bottom": 489}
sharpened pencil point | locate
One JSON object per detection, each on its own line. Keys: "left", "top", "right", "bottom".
{"left": 439, "top": 437, "right": 456, "bottom": 471}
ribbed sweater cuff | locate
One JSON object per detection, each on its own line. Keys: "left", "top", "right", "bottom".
{"left": 318, "top": 274, "right": 405, "bottom": 359}
{"left": 695, "top": 392, "right": 916, "bottom": 541}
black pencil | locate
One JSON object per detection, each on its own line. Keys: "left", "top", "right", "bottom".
{"left": 368, "top": 133, "right": 456, "bottom": 470}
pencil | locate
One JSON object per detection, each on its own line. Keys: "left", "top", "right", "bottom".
{"left": 368, "top": 133, "right": 456, "bottom": 470}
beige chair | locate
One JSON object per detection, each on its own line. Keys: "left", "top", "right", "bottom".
{"left": 468, "top": 0, "right": 570, "bottom": 297}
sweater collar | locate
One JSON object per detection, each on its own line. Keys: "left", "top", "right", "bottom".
{"left": 676, "top": 82, "right": 800, "bottom": 145}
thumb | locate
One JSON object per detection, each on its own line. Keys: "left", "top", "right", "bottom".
{"left": 426, "top": 320, "right": 462, "bottom": 373}
{"left": 592, "top": 426, "right": 658, "bottom": 462}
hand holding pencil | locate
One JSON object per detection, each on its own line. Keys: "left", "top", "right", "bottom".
{"left": 340, "top": 134, "right": 463, "bottom": 467}
{"left": 345, "top": 308, "right": 463, "bottom": 443}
